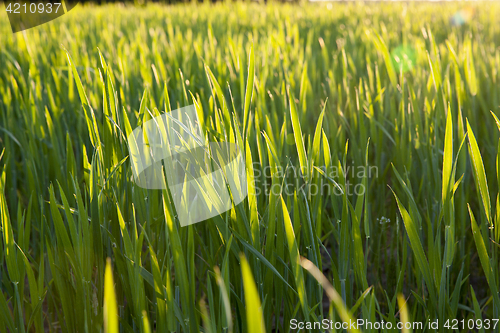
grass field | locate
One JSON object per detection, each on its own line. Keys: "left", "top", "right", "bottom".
{"left": 1, "top": 2, "right": 500, "bottom": 332}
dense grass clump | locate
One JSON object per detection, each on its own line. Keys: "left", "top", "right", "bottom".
{"left": 1, "top": 2, "right": 500, "bottom": 332}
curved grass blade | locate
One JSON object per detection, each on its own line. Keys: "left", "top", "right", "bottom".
{"left": 467, "top": 120, "right": 492, "bottom": 224}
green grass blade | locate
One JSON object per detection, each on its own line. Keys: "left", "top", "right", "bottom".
{"left": 289, "top": 90, "right": 308, "bottom": 181}
{"left": 104, "top": 258, "right": 119, "bottom": 333}
{"left": 467, "top": 120, "right": 492, "bottom": 224}
{"left": 281, "top": 196, "right": 309, "bottom": 321}
{"left": 240, "top": 254, "right": 266, "bottom": 333}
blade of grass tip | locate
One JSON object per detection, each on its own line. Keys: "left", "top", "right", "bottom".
{"left": 470, "top": 287, "right": 485, "bottom": 333}
{"left": 138, "top": 89, "right": 149, "bottom": 125}
{"left": 397, "top": 294, "right": 412, "bottom": 333}
{"left": 449, "top": 264, "right": 464, "bottom": 317}
{"left": 240, "top": 254, "right": 266, "bottom": 333}
{"left": 465, "top": 40, "right": 478, "bottom": 96}
{"left": 289, "top": 89, "right": 308, "bottom": 181}
{"left": 491, "top": 111, "right": 500, "bottom": 132}
{"left": 190, "top": 92, "right": 205, "bottom": 133}
{"left": 199, "top": 298, "right": 213, "bottom": 333}
{"left": 104, "top": 258, "right": 118, "bottom": 333}
{"left": 309, "top": 100, "right": 326, "bottom": 176}
{"left": 205, "top": 65, "right": 232, "bottom": 134}
{"left": 467, "top": 120, "right": 492, "bottom": 224}
{"left": 233, "top": 232, "right": 296, "bottom": 293}
{"left": 390, "top": 165, "right": 421, "bottom": 228}
{"left": 116, "top": 204, "right": 133, "bottom": 259}
{"left": 372, "top": 31, "right": 397, "bottom": 89}
{"left": 214, "top": 266, "right": 233, "bottom": 333}
{"left": 445, "top": 41, "right": 459, "bottom": 66}
{"left": 300, "top": 258, "right": 360, "bottom": 333}
{"left": 66, "top": 132, "right": 77, "bottom": 179}
{"left": 313, "top": 166, "right": 343, "bottom": 195}
{"left": 427, "top": 51, "right": 442, "bottom": 93}
{"left": 142, "top": 310, "right": 152, "bottom": 333}
{"left": 243, "top": 46, "right": 255, "bottom": 136}
{"left": 164, "top": 81, "right": 172, "bottom": 113}
{"left": 349, "top": 286, "right": 373, "bottom": 316}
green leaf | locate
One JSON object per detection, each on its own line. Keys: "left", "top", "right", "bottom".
{"left": 309, "top": 101, "right": 326, "bottom": 176}
{"left": 104, "top": 258, "right": 119, "bottom": 333}
{"left": 391, "top": 188, "right": 437, "bottom": 306}
{"left": 467, "top": 120, "right": 492, "bottom": 224}
{"left": 372, "top": 31, "right": 397, "bottom": 88}
{"left": 65, "top": 50, "right": 101, "bottom": 149}
{"left": 240, "top": 254, "right": 266, "bottom": 333}
{"left": 442, "top": 105, "right": 453, "bottom": 204}
{"left": 281, "top": 196, "right": 309, "bottom": 321}
{"left": 491, "top": 111, "right": 500, "bottom": 133}
{"left": 289, "top": 90, "right": 308, "bottom": 181}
